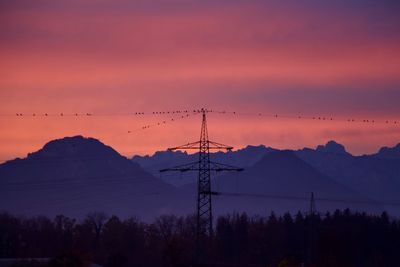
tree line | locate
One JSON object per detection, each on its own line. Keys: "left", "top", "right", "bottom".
{"left": 0, "top": 209, "right": 399, "bottom": 267}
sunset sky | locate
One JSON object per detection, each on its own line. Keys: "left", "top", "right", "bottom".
{"left": 1, "top": 0, "right": 399, "bottom": 161}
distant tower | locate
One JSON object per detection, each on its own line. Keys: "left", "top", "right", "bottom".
{"left": 160, "top": 108, "right": 243, "bottom": 264}
{"left": 310, "top": 192, "right": 316, "bottom": 216}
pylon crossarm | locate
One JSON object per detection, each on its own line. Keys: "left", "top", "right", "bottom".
{"left": 199, "top": 191, "right": 220, "bottom": 195}
{"left": 159, "top": 161, "right": 199, "bottom": 172}
{"left": 167, "top": 141, "right": 201, "bottom": 151}
{"left": 209, "top": 161, "right": 244, "bottom": 172}
{"left": 208, "top": 140, "right": 234, "bottom": 151}
{"left": 167, "top": 141, "right": 234, "bottom": 151}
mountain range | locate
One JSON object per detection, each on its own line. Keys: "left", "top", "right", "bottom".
{"left": 0, "top": 136, "right": 191, "bottom": 220}
{"left": 1, "top": 136, "right": 399, "bottom": 219}
{"left": 134, "top": 141, "right": 400, "bottom": 201}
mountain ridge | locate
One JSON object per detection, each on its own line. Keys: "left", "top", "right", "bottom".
{"left": 133, "top": 139, "right": 400, "bottom": 215}
{"left": 0, "top": 136, "right": 191, "bottom": 220}
{"left": 1, "top": 136, "right": 399, "bottom": 218}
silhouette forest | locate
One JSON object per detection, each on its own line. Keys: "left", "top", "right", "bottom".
{"left": 0, "top": 209, "right": 399, "bottom": 267}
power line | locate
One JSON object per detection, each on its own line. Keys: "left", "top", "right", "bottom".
{"left": 4, "top": 174, "right": 400, "bottom": 207}
{"left": 130, "top": 112, "right": 196, "bottom": 132}
{"left": 0, "top": 112, "right": 197, "bottom": 163}
{"left": 5, "top": 185, "right": 171, "bottom": 215}
{"left": 0, "top": 173, "right": 172, "bottom": 192}
{"left": 0, "top": 109, "right": 204, "bottom": 117}
{"left": 1, "top": 108, "right": 399, "bottom": 210}
{"left": 217, "top": 192, "right": 400, "bottom": 207}
{"left": 2, "top": 109, "right": 398, "bottom": 126}
{"left": 211, "top": 110, "right": 399, "bottom": 126}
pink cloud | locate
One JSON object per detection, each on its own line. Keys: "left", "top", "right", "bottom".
{"left": 0, "top": 0, "right": 399, "bottom": 159}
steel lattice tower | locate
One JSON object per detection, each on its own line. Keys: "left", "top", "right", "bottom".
{"left": 197, "top": 110, "right": 213, "bottom": 237}
{"left": 310, "top": 192, "right": 316, "bottom": 216}
{"left": 160, "top": 108, "right": 243, "bottom": 264}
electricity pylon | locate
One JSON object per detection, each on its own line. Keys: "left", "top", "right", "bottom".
{"left": 160, "top": 108, "right": 243, "bottom": 264}
{"left": 310, "top": 192, "right": 316, "bottom": 216}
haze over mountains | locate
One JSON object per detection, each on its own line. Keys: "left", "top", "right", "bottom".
{"left": 1, "top": 136, "right": 399, "bottom": 219}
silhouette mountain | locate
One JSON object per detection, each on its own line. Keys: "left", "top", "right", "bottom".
{"left": 0, "top": 136, "right": 191, "bottom": 220}
{"left": 315, "top": 140, "right": 350, "bottom": 155}
{"left": 296, "top": 144, "right": 400, "bottom": 214}
{"left": 136, "top": 140, "right": 400, "bottom": 215}
{"left": 219, "top": 150, "right": 353, "bottom": 196}
{"left": 1, "top": 137, "right": 399, "bottom": 218}
{"left": 374, "top": 143, "right": 400, "bottom": 159}
{"left": 209, "top": 150, "right": 378, "bottom": 215}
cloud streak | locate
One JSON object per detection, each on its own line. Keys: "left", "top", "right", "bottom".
{"left": 0, "top": 0, "right": 399, "bottom": 158}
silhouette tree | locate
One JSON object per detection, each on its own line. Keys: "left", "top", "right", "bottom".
{"left": 0, "top": 210, "right": 399, "bottom": 267}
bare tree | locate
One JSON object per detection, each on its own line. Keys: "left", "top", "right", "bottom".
{"left": 85, "top": 211, "right": 108, "bottom": 238}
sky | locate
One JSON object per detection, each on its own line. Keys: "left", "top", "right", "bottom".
{"left": 0, "top": 0, "right": 399, "bottom": 161}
